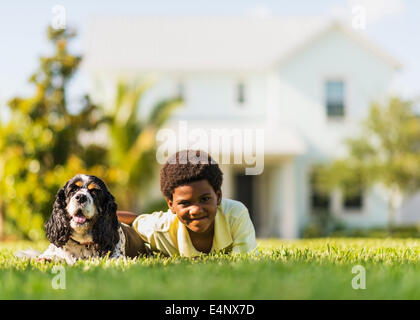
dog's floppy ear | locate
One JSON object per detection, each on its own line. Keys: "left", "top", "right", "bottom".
{"left": 45, "top": 183, "right": 71, "bottom": 247}
{"left": 92, "top": 190, "right": 119, "bottom": 256}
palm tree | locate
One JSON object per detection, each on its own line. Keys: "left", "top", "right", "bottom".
{"left": 106, "top": 80, "right": 182, "bottom": 212}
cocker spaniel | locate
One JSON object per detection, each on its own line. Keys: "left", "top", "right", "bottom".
{"left": 27, "top": 174, "right": 146, "bottom": 264}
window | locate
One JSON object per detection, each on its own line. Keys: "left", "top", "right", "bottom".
{"left": 237, "top": 82, "right": 245, "bottom": 105}
{"left": 310, "top": 171, "right": 330, "bottom": 212}
{"left": 344, "top": 193, "right": 363, "bottom": 210}
{"left": 326, "top": 80, "right": 345, "bottom": 117}
{"left": 177, "top": 82, "right": 185, "bottom": 100}
{"left": 343, "top": 186, "right": 363, "bottom": 210}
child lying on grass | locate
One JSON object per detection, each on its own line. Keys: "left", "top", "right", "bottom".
{"left": 119, "top": 149, "right": 257, "bottom": 257}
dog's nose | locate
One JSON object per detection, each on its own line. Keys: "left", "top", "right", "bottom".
{"left": 75, "top": 194, "right": 87, "bottom": 204}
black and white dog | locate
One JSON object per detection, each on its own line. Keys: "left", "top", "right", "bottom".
{"left": 19, "top": 174, "right": 145, "bottom": 264}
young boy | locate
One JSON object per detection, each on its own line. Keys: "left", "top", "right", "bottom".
{"left": 120, "top": 149, "right": 257, "bottom": 257}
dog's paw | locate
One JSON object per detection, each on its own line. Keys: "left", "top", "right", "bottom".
{"left": 36, "top": 257, "right": 53, "bottom": 263}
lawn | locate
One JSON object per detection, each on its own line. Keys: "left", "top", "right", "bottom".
{"left": 2, "top": 238, "right": 420, "bottom": 299}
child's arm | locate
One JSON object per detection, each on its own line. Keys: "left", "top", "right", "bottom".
{"left": 117, "top": 211, "right": 138, "bottom": 225}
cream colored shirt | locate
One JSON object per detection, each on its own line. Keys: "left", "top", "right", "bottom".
{"left": 132, "top": 198, "right": 257, "bottom": 257}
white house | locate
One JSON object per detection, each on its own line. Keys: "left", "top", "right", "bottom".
{"left": 84, "top": 17, "right": 405, "bottom": 238}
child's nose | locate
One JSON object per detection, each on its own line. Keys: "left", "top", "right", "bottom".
{"left": 189, "top": 205, "right": 203, "bottom": 216}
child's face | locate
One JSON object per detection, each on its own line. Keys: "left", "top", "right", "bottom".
{"left": 166, "top": 179, "right": 222, "bottom": 234}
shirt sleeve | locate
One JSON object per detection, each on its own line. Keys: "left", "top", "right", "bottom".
{"left": 132, "top": 211, "right": 178, "bottom": 256}
{"left": 132, "top": 213, "right": 159, "bottom": 248}
{"left": 230, "top": 207, "right": 258, "bottom": 254}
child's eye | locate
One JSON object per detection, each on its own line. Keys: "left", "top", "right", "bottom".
{"left": 200, "top": 197, "right": 210, "bottom": 202}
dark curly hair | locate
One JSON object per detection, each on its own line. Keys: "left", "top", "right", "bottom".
{"left": 160, "top": 150, "right": 223, "bottom": 199}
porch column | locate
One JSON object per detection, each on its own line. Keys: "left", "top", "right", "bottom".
{"left": 279, "top": 158, "right": 298, "bottom": 239}
{"left": 219, "top": 164, "right": 233, "bottom": 199}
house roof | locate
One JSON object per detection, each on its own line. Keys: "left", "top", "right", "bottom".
{"left": 84, "top": 16, "right": 400, "bottom": 72}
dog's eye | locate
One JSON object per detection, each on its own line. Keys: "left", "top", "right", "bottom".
{"left": 69, "top": 184, "right": 80, "bottom": 192}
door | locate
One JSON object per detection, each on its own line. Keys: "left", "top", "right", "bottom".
{"left": 234, "top": 173, "right": 258, "bottom": 231}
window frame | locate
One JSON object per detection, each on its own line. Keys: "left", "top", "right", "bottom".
{"left": 309, "top": 169, "right": 331, "bottom": 214}
{"left": 177, "top": 80, "right": 185, "bottom": 101}
{"left": 341, "top": 186, "right": 365, "bottom": 215}
{"left": 324, "top": 78, "right": 347, "bottom": 120}
{"left": 233, "top": 79, "right": 248, "bottom": 108}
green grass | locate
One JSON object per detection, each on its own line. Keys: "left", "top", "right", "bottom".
{"left": 2, "top": 238, "right": 420, "bottom": 299}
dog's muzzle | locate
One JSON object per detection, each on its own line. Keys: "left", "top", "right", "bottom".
{"left": 67, "top": 191, "right": 97, "bottom": 223}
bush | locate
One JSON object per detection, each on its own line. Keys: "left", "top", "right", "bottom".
{"left": 302, "top": 210, "right": 346, "bottom": 238}
{"left": 330, "top": 225, "right": 420, "bottom": 238}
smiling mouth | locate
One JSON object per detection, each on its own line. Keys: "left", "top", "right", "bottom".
{"left": 72, "top": 210, "right": 89, "bottom": 225}
{"left": 190, "top": 216, "right": 207, "bottom": 221}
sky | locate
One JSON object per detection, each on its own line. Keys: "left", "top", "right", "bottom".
{"left": 0, "top": 0, "right": 419, "bottom": 118}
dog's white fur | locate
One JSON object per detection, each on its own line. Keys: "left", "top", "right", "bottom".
{"left": 38, "top": 227, "right": 126, "bottom": 264}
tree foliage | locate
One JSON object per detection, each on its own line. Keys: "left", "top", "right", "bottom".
{"left": 0, "top": 27, "right": 109, "bottom": 240}
{"left": 0, "top": 26, "right": 181, "bottom": 240}
{"left": 106, "top": 81, "right": 182, "bottom": 212}
{"left": 315, "top": 97, "right": 420, "bottom": 229}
